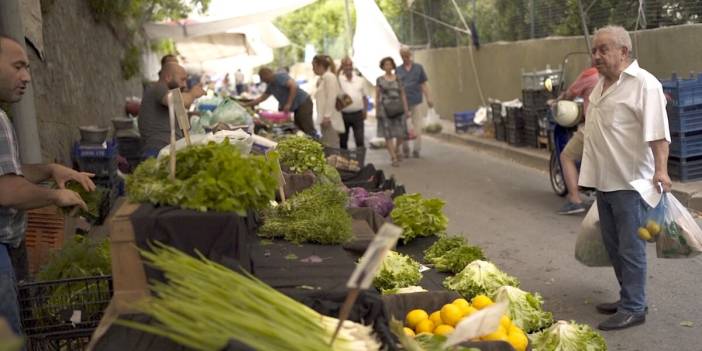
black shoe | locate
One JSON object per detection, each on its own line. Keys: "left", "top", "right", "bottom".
{"left": 595, "top": 301, "right": 619, "bottom": 315}
{"left": 598, "top": 311, "right": 646, "bottom": 331}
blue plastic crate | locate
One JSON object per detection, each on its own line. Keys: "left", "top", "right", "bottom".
{"left": 454, "top": 110, "right": 476, "bottom": 133}
{"left": 669, "top": 155, "right": 702, "bottom": 182}
{"left": 667, "top": 104, "right": 702, "bottom": 134}
{"left": 72, "top": 140, "right": 118, "bottom": 159}
{"left": 661, "top": 73, "right": 702, "bottom": 108}
{"left": 670, "top": 132, "right": 702, "bottom": 158}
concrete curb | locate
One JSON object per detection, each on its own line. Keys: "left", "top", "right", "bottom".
{"left": 433, "top": 120, "right": 702, "bottom": 212}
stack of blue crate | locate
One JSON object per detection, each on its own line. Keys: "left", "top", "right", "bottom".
{"left": 662, "top": 73, "right": 702, "bottom": 182}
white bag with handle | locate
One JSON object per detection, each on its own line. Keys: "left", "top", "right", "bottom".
{"left": 574, "top": 202, "right": 612, "bottom": 267}
{"left": 423, "top": 108, "right": 442, "bottom": 133}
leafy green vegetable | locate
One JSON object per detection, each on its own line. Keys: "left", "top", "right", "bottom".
{"left": 373, "top": 251, "right": 422, "bottom": 294}
{"left": 126, "top": 140, "right": 279, "bottom": 214}
{"left": 259, "top": 183, "right": 353, "bottom": 245}
{"left": 424, "top": 236, "right": 465, "bottom": 263}
{"left": 37, "top": 235, "right": 111, "bottom": 281}
{"left": 492, "top": 286, "right": 554, "bottom": 333}
{"left": 528, "top": 320, "right": 607, "bottom": 351}
{"left": 391, "top": 193, "right": 448, "bottom": 243}
{"left": 60, "top": 181, "right": 108, "bottom": 220}
{"left": 424, "top": 236, "right": 486, "bottom": 274}
{"left": 276, "top": 135, "right": 326, "bottom": 174}
{"left": 317, "top": 163, "right": 342, "bottom": 185}
{"left": 443, "top": 260, "right": 519, "bottom": 298}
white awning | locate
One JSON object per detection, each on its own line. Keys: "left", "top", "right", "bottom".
{"left": 352, "top": 0, "right": 402, "bottom": 85}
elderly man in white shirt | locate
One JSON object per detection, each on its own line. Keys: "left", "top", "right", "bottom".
{"left": 579, "top": 25, "right": 671, "bottom": 331}
{"left": 338, "top": 57, "right": 370, "bottom": 150}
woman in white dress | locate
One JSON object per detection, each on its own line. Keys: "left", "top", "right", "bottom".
{"left": 312, "top": 55, "right": 345, "bottom": 147}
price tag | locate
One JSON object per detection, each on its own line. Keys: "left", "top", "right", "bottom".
{"left": 346, "top": 223, "right": 402, "bottom": 289}
{"left": 444, "top": 301, "right": 508, "bottom": 347}
{"left": 169, "top": 89, "right": 190, "bottom": 131}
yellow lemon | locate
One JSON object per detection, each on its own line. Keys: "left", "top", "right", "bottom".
{"left": 637, "top": 227, "right": 652, "bottom": 241}
{"left": 500, "top": 315, "right": 512, "bottom": 330}
{"left": 452, "top": 298, "right": 471, "bottom": 309}
{"left": 434, "top": 324, "right": 455, "bottom": 336}
{"left": 646, "top": 220, "right": 661, "bottom": 236}
{"left": 403, "top": 327, "right": 416, "bottom": 337}
{"left": 507, "top": 330, "right": 529, "bottom": 351}
{"left": 459, "top": 305, "right": 478, "bottom": 317}
{"left": 508, "top": 325, "right": 523, "bottom": 336}
{"left": 440, "top": 304, "right": 463, "bottom": 326}
{"left": 429, "top": 311, "right": 443, "bottom": 326}
{"left": 406, "top": 309, "right": 429, "bottom": 329}
{"left": 481, "top": 325, "right": 508, "bottom": 341}
{"left": 415, "top": 319, "right": 435, "bottom": 334}
{"left": 472, "top": 295, "right": 494, "bottom": 310}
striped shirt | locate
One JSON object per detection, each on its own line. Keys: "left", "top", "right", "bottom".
{"left": 0, "top": 109, "right": 27, "bottom": 247}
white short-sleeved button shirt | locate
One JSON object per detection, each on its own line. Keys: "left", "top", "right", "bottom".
{"left": 579, "top": 60, "right": 671, "bottom": 192}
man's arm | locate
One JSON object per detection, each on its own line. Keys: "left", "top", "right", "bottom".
{"left": 243, "top": 92, "right": 271, "bottom": 107}
{"left": 21, "top": 163, "right": 95, "bottom": 191}
{"left": 0, "top": 175, "right": 87, "bottom": 211}
{"left": 283, "top": 79, "right": 298, "bottom": 112}
{"left": 650, "top": 140, "right": 671, "bottom": 192}
{"left": 160, "top": 84, "right": 205, "bottom": 109}
{"left": 362, "top": 95, "right": 369, "bottom": 119}
{"left": 421, "top": 82, "right": 433, "bottom": 108}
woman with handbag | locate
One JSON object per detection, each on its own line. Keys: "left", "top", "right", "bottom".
{"left": 312, "top": 55, "right": 345, "bottom": 147}
{"left": 375, "top": 57, "right": 409, "bottom": 167}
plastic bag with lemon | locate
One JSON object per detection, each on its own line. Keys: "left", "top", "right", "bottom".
{"left": 639, "top": 193, "right": 702, "bottom": 258}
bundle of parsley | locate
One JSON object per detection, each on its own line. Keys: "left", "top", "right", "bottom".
{"left": 258, "top": 183, "right": 353, "bottom": 245}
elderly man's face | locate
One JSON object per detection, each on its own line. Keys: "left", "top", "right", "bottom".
{"left": 0, "top": 39, "right": 31, "bottom": 103}
{"left": 341, "top": 59, "right": 353, "bottom": 75}
{"left": 591, "top": 33, "right": 628, "bottom": 78}
{"left": 400, "top": 51, "right": 412, "bottom": 64}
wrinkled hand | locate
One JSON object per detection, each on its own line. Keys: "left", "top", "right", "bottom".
{"left": 282, "top": 104, "right": 292, "bottom": 113}
{"left": 321, "top": 117, "right": 332, "bottom": 127}
{"left": 53, "top": 189, "right": 88, "bottom": 211}
{"left": 653, "top": 171, "right": 672, "bottom": 193}
{"left": 427, "top": 100, "right": 434, "bottom": 109}
{"left": 51, "top": 164, "right": 95, "bottom": 192}
{"left": 547, "top": 99, "right": 557, "bottom": 107}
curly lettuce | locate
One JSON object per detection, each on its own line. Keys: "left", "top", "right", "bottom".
{"left": 443, "top": 260, "right": 519, "bottom": 297}
{"left": 391, "top": 193, "right": 448, "bottom": 243}
{"left": 492, "top": 285, "right": 554, "bottom": 333}
{"left": 528, "top": 320, "right": 607, "bottom": 351}
{"left": 373, "top": 251, "right": 422, "bottom": 294}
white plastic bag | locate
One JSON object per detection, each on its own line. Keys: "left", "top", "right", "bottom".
{"left": 422, "top": 108, "right": 442, "bottom": 133}
{"left": 575, "top": 202, "right": 612, "bottom": 267}
{"left": 473, "top": 107, "right": 488, "bottom": 126}
{"left": 650, "top": 193, "right": 702, "bottom": 258}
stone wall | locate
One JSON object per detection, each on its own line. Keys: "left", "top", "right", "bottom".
{"left": 413, "top": 24, "right": 702, "bottom": 121}
{"left": 28, "top": 0, "right": 142, "bottom": 164}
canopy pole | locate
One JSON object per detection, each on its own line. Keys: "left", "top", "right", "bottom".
{"left": 344, "top": 0, "right": 353, "bottom": 56}
{"left": 577, "top": 0, "right": 592, "bottom": 54}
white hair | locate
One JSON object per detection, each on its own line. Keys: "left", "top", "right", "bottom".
{"left": 593, "top": 25, "right": 632, "bottom": 51}
{"left": 399, "top": 45, "right": 412, "bottom": 55}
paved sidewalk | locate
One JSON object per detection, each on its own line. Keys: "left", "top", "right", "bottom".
{"left": 432, "top": 119, "right": 702, "bottom": 212}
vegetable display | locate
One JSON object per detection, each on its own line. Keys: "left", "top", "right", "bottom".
{"left": 63, "top": 181, "right": 108, "bottom": 221}
{"left": 347, "top": 187, "right": 394, "bottom": 217}
{"left": 491, "top": 286, "right": 554, "bottom": 333}
{"left": 528, "top": 320, "right": 607, "bottom": 351}
{"left": 391, "top": 193, "right": 448, "bottom": 243}
{"left": 259, "top": 183, "right": 353, "bottom": 245}
{"left": 443, "top": 260, "right": 520, "bottom": 298}
{"left": 118, "top": 244, "right": 380, "bottom": 351}
{"left": 276, "top": 135, "right": 326, "bottom": 174}
{"left": 126, "top": 140, "right": 278, "bottom": 214}
{"left": 37, "top": 235, "right": 111, "bottom": 281}
{"left": 373, "top": 251, "right": 422, "bottom": 294}
{"left": 424, "top": 236, "right": 485, "bottom": 274}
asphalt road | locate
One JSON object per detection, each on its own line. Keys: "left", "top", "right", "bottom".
{"left": 365, "top": 134, "right": 702, "bottom": 351}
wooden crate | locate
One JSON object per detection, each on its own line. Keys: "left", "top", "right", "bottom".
{"left": 25, "top": 206, "right": 74, "bottom": 274}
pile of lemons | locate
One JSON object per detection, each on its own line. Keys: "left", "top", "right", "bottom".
{"left": 403, "top": 295, "right": 528, "bottom": 351}
{"left": 637, "top": 219, "right": 662, "bottom": 242}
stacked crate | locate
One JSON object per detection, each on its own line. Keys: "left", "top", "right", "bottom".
{"left": 505, "top": 106, "right": 525, "bottom": 146}
{"left": 491, "top": 102, "right": 506, "bottom": 142}
{"left": 662, "top": 73, "right": 702, "bottom": 182}
{"left": 522, "top": 66, "right": 561, "bottom": 148}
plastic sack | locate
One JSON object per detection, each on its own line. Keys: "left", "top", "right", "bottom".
{"left": 640, "top": 193, "right": 702, "bottom": 258}
{"left": 211, "top": 99, "right": 253, "bottom": 127}
{"left": 575, "top": 202, "right": 611, "bottom": 267}
{"left": 473, "top": 106, "right": 488, "bottom": 126}
{"left": 157, "top": 129, "right": 253, "bottom": 158}
{"left": 423, "top": 108, "right": 442, "bottom": 134}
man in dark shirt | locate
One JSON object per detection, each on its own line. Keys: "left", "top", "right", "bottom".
{"left": 396, "top": 46, "right": 433, "bottom": 158}
{"left": 139, "top": 62, "right": 204, "bottom": 157}
{"left": 244, "top": 67, "right": 315, "bottom": 136}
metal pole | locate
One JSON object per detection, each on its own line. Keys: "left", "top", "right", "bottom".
{"left": 472, "top": 0, "right": 477, "bottom": 23}
{"left": 530, "top": 0, "right": 535, "bottom": 39}
{"left": 0, "top": 0, "right": 42, "bottom": 163}
{"left": 344, "top": 0, "right": 353, "bottom": 56}
{"left": 577, "top": 0, "right": 592, "bottom": 54}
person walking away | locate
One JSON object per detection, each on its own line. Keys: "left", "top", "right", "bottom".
{"left": 139, "top": 63, "right": 205, "bottom": 158}
{"left": 234, "top": 69, "right": 245, "bottom": 95}
{"left": 244, "top": 67, "right": 316, "bottom": 137}
{"left": 397, "top": 46, "right": 433, "bottom": 158}
{"left": 312, "top": 55, "right": 345, "bottom": 147}
{"left": 554, "top": 66, "right": 599, "bottom": 215}
{"left": 0, "top": 36, "right": 94, "bottom": 336}
{"left": 579, "top": 25, "right": 671, "bottom": 331}
{"left": 376, "top": 57, "right": 409, "bottom": 167}
{"left": 338, "top": 57, "right": 370, "bottom": 149}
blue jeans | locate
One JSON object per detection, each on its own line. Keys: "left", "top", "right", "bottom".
{"left": 0, "top": 243, "right": 21, "bottom": 335}
{"left": 596, "top": 190, "right": 647, "bottom": 314}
